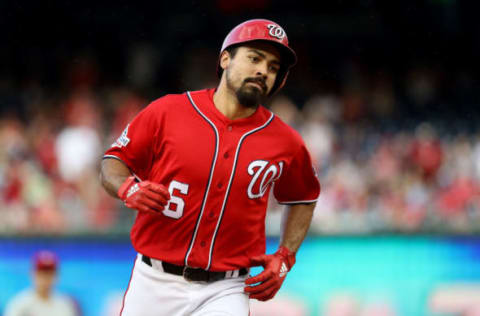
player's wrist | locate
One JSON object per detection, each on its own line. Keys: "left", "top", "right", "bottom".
{"left": 117, "top": 176, "right": 137, "bottom": 201}
{"left": 276, "top": 246, "right": 296, "bottom": 270}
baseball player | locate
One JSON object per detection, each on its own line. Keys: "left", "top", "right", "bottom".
{"left": 100, "top": 18, "right": 320, "bottom": 316}
{"left": 4, "top": 250, "right": 78, "bottom": 316}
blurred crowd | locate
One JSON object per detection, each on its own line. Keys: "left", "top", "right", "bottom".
{"left": 1, "top": 53, "right": 480, "bottom": 236}
{"left": 267, "top": 94, "right": 480, "bottom": 235}
{"left": 0, "top": 85, "right": 138, "bottom": 235}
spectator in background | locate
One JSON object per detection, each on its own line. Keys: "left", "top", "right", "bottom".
{"left": 409, "top": 122, "right": 443, "bottom": 182}
{"left": 300, "top": 94, "right": 339, "bottom": 173}
{"left": 4, "top": 250, "right": 78, "bottom": 316}
{"left": 55, "top": 89, "right": 102, "bottom": 183}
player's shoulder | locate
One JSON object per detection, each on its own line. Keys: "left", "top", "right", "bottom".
{"left": 148, "top": 92, "right": 189, "bottom": 108}
{"left": 147, "top": 89, "right": 211, "bottom": 111}
{"left": 5, "top": 289, "right": 34, "bottom": 307}
{"left": 268, "top": 110, "right": 305, "bottom": 144}
{"left": 137, "top": 92, "right": 190, "bottom": 118}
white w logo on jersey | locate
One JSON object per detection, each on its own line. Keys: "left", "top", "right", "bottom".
{"left": 247, "top": 160, "right": 283, "bottom": 199}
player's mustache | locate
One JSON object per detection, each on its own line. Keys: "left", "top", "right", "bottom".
{"left": 244, "top": 77, "right": 267, "bottom": 92}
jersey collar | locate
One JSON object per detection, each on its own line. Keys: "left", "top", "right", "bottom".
{"left": 202, "top": 88, "right": 271, "bottom": 129}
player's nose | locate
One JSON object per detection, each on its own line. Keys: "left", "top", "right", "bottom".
{"left": 255, "top": 62, "right": 269, "bottom": 78}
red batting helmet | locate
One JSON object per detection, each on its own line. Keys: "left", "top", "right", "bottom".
{"left": 33, "top": 250, "right": 58, "bottom": 271}
{"left": 217, "top": 19, "right": 297, "bottom": 96}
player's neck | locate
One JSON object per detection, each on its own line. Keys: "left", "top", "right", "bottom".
{"left": 36, "top": 288, "right": 51, "bottom": 301}
{"left": 213, "top": 86, "right": 257, "bottom": 120}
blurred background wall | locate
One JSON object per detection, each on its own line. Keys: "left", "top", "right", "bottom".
{"left": 1, "top": 1, "right": 480, "bottom": 315}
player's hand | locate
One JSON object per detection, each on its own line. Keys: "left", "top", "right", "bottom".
{"left": 117, "top": 176, "right": 170, "bottom": 214}
{"left": 244, "top": 246, "right": 296, "bottom": 301}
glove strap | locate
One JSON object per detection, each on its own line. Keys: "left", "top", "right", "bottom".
{"left": 277, "top": 246, "right": 296, "bottom": 271}
{"left": 117, "top": 176, "right": 137, "bottom": 201}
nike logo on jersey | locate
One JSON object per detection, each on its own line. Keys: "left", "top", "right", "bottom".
{"left": 247, "top": 160, "right": 284, "bottom": 199}
{"left": 279, "top": 262, "right": 288, "bottom": 278}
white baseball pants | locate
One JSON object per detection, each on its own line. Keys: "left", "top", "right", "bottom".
{"left": 119, "top": 254, "right": 250, "bottom": 316}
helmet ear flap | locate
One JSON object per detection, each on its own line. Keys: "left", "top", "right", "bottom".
{"left": 269, "top": 68, "right": 289, "bottom": 97}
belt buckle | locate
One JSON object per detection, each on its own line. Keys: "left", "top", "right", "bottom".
{"left": 183, "top": 266, "right": 210, "bottom": 282}
{"left": 182, "top": 266, "right": 196, "bottom": 282}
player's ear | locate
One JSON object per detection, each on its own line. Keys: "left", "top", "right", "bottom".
{"left": 219, "top": 50, "right": 231, "bottom": 71}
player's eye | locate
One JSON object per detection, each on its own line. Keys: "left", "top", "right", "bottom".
{"left": 269, "top": 65, "right": 280, "bottom": 73}
{"left": 249, "top": 56, "right": 260, "bottom": 63}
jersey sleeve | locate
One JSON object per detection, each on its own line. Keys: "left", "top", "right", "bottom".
{"left": 103, "top": 100, "right": 162, "bottom": 181}
{"left": 273, "top": 143, "right": 321, "bottom": 204}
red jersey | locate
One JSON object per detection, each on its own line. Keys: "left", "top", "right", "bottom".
{"left": 104, "top": 88, "right": 320, "bottom": 271}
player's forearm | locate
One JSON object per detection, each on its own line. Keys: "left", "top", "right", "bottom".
{"left": 279, "top": 203, "right": 316, "bottom": 252}
{"left": 100, "top": 158, "right": 132, "bottom": 198}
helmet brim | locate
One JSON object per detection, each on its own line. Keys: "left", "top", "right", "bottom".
{"left": 216, "top": 39, "right": 297, "bottom": 78}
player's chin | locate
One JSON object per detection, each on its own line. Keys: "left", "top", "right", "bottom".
{"left": 247, "top": 83, "right": 269, "bottom": 95}
{"left": 237, "top": 86, "right": 266, "bottom": 108}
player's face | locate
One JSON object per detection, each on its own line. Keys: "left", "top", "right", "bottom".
{"left": 33, "top": 270, "right": 57, "bottom": 294}
{"left": 225, "top": 43, "right": 282, "bottom": 108}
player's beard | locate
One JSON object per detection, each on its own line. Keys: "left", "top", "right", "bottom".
{"left": 226, "top": 70, "right": 268, "bottom": 109}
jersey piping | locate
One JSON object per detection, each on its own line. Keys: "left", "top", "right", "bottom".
{"left": 102, "top": 154, "right": 142, "bottom": 182}
{"left": 184, "top": 91, "right": 220, "bottom": 267}
{"left": 278, "top": 199, "right": 318, "bottom": 205}
{"left": 206, "top": 112, "right": 274, "bottom": 270}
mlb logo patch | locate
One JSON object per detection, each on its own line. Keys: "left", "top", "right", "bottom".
{"left": 112, "top": 124, "right": 131, "bottom": 148}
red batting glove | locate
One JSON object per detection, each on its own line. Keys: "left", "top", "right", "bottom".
{"left": 117, "top": 176, "right": 170, "bottom": 214}
{"left": 244, "top": 246, "right": 296, "bottom": 301}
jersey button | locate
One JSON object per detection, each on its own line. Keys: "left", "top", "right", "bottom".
{"left": 227, "top": 125, "right": 233, "bottom": 132}
{"left": 223, "top": 152, "right": 229, "bottom": 159}
{"left": 217, "top": 182, "right": 223, "bottom": 189}
{"left": 200, "top": 241, "right": 206, "bottom": 247}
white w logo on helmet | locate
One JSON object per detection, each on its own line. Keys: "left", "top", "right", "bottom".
{"left": 267, "top": 24, "right": 286, "bottom": 40}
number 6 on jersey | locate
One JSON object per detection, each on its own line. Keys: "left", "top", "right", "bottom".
{"left": 163, "top": 180, "right": 189, "bottom": 219}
